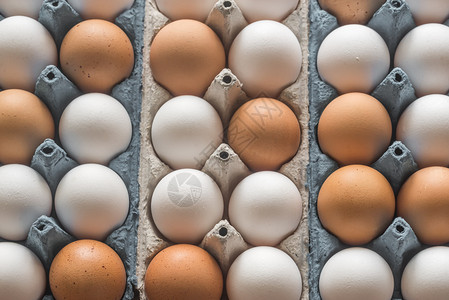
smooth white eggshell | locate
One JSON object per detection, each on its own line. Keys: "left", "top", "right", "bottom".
{"left": 319, "top": 247, "right": 394, "bottom": 300}
{"left": 55, "top": 164, "right": 129, "bottom": 240}
{"left": 0, "top": 164, "right": 52, "bottom": 241}
{"left": 317, "top": 24, "right": 390, "bottom": 94}
{"left": 0, "top": 242, "right": 46, "bottom": 300}
{"left": 402, "top": 246, "right": 449, "bottom": 300}
{"left": 234, "top": 0, "right": 299, "bottom": 23}
{"left": 67, "top": 0, "right": 134, "bottom": 21}
{"left": 0, "top": 0, "right": 43, "bottom": 19}
{"left": 59, "top": 93, "right": 132, "bottom": 165}
{"left": 227, "top": 246, "right": 302, "bottom": 300}
{"left": 405, "top": 0, "right": 449, "bottom": 25}
{"left": 151, "top": 169, "right": 224, "bottom": 244}
{"left": 228, "top": 171, "right": 302, "bottom": 246}
{"left": 0, "top": 16, "right": 57, "bottom": 92}
{"left": 394, "top": 23, "right": 449, "bottom": 97}
{"left": 154, "top": 0, "right": 216, "bottom": 21}
{"left": 396, "top": 94, "right": 449, "bottom": 168}
{"left": 228, "top": 20, "right": 302, "bottom": 98}
{"left": 151, "top": 95, "right": 223, "bottom": 170}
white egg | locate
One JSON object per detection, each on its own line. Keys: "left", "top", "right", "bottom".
{"left": 0, "top": 164, "right": 52, "bottom": 241}
{"left": 234, "top": 0, "right": 299, "bottom": 23}
{"left": 227, "top": 246, "right": 302, "bottom": 300}
{"left": 0, "top": 16, "right": 57, "bottom": 92}
{"left": 0, "top": 0, "right": 43, "bottom": 19}
{"left": 402, "top": 246, "right": 449, "bottom": 300}
{"left": 405, "top": 0, "right": 449, "bottom": 25}
{"left": 151, "top": 95, "right": 223, "bottom": 170}
{"left": 396, "top": 94, "right": 449, "bottom": 168}
{"left": 228, "top": 20, "right": 302, "bottom": 98}
{"left": 317, "top": 24, "right": 390, "bottom": 94}
{"left": 151, "top": 169, "right": 223, "bottom": 244}
{"left": 154, "top": 0, "right": 216, "bottom": 21}
{"left": 319, "top": 247, "right": 394, "bottom": 300}
{"left": 394, "top": 23, "right": 449, "bottom": 97}
{"left": 67, "top": 0, "right": 134, "bottom": 21}
{"left": 55, "top": 164, "right": 129, "bottom": 240}
{"left": 59, "top": 93, "right": 132, "bottom": 165}
{"left": 228, "top": 171, "right": 302, "bottom": 246}
{"left": 0, "top": 242, "right": 46, "bottom": 300}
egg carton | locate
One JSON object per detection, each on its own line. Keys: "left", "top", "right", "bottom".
{"left": 137, "top": 0, "right": 310, "bottom": 299}
{"left": 308, "top": 0, "right": 449, "bottom": 299}
{"left": 0, "top": 0, "right": 145, "bottom": 299}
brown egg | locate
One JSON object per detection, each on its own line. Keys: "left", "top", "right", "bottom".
{"left": 49, "top": 239, "right": 126, "bottom": 300}
{"left": 318, "top": 0, "right": 386, "bottom": 24}
{"left": 227, "top": 98, "right": 300, "bottom": 171}
{"left": 398, "top": 167, "right": 449, "bottom": 245}
{"left": 60, "top": 19, "right": 134, "bottom": 93}
{"left": 318, "top": 92, "right": 391, "bottom": 166}
{"left": 144, "top": 244, "right": 223, "bottom": 300}
{"left": 317, "top": 165, "right": 395, "bottom": 245}
{"left": 0, "top": 89, "right": 54, "bottom": 164}
{"left": 150, "top": 19, "right": 226, "bottom": 97}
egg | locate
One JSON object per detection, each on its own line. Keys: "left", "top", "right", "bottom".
{"left": 144, "top": 244, "right": 223, "bottom": 300}
{"left": 234, "top": 0, "right": 299, "bottom": 23}
{"left": 317, "top": 24, "right": 390, "bottom": 94}
{"left": 401, "top": 246, "right": 449, "bottom": 300}
{"left": 226, "top": 246, "right": 302, "bottom": 300}
{"left": 396, "top": 94, "right": 449, "bottom": 168}
{"left": 154, "top": 0, "right": 216, "bottom": 21}
{"left": 0, "top": 242, "right": 46, "bottom": 300}
{"left": 60, "top": 19, "right": 134, "bottom": 93}
{"left": 318, "top": 92, "right": 392, "bottom": 165}
{"left": 151, "top": 169, "right": 223, "bottom": 244}
{"left": 0, "top": 89, "right": 55, "bottom": 165}
{"left": 66, "top": 0, "right": 134, "bottom": 21}
{"left": 394, "top": 23, "right": 449, "bottom": 97}
{"left": 397, "top": 166, "right": 449, "bottom": 245}
{"left": 0, "top": 16, "right": 57, "bottom": 92}
{"left": 404, "top": 0, "right": 449, "bottom": 25}
{"left": 318, "top": 0, "right": 386, "bottom": 25}
{"left": 0, "top": 0, "right": 43, "bottom": 19}
{"left": 150, "top": 19, "right": 226, "bottom": 97}
{"left": 59, "top": 93, "right": 132, "bottom": 165}
{"left": 317, "top": 165, "right": 395, "bottom": 245}
{"left": 49, "top": 239, "right": 126, "bottom": 300}
{"left": 227, "top": 98, "right": 300, "bottom": 171}
{"left": 319, "top": 247, "right": 394, "bottom": 300}
{"left": 151, "top": 95, "right": 223, "bottom": 169}
{"left": 228, "top": 20, "right": 302, "bottom": 98}
{"left": 55, "top": 164, "right": 129, "bottom": 240}
{"left": 228, "top": 171, "right": 302, "bottom": 246}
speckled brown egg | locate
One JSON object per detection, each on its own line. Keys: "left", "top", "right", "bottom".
{"left": 60, "top": 19, "right": 134, "bottom": 93}
{"left": 144, "top": 244, "right": 223, "bottom": 300}
{"left": 0, "top": 89, "right": 54, "bottom": 165}
{"left": 49, "top": 239, "right": 126, "bottom": 300}
{"left": 318, "top": 0, "right": 386, "bottom": 25}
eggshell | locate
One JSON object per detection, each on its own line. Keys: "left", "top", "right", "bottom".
{"left": 318, "top": 92, "right": 392, "bottom": 166}
{"left": 317, "top": 24, "right": 390, "bottom": 94}
{"left": 55, "top": 164, "right": 129, "bottom": 240}
{"left": 317, "top": 165, "right": 395, "bottom": 245}
{"left": 405, "top": 0, "right": 449, "bottom": 25}
{"left": 49, "top": 239, "right": 126, "bottom": 300}
{"left": 0, "top": 242, "right": 46, "bottom": 300}
{"left": 319, "top": 247, "right": 394, "bottom": 300}
{"left": 228, "top": 20, "right": 302, "bottom": 98}
{"left": 0, "top": 16, "right": 57, "bottom": 92}
{"left": 59, "top": 93, "right": 132, "bottom": 165}
{"left": 144, "top": 244, "right": 223, "bottom": 300}
{"left": 0, "top": 164, "right": 52, "bottom": 241}
{"left": 226, "top": 246, "right": 302, "bottom": 300}
{"left": 227, "top": 98, "right": 300, "bottom": 171}
{"left": 228, "top": 171, "right": 302, "bottom": 246}
{"left": 67, "top": 0, "right": 134, "bottom": 21}
{"left": 0, "top": 89, "right": 55, "bottom": 165}
{"left": 60, "top": 19, "right": 134, "bottom": 93}
{"left": 394, "top": 24, "right": 449, "bottom": 97}
{"left": 150, "top": 19, "right": 226, "bottom": 97}
{"left": 151, "top": 95, "right": 223, "bottom": 169}
{"left": 397, "top": 166, "right": 449, "bottom": 245}
{"left": 154, "top": 0, "right": 216, "bottom": 21}
{"left": 234, "top": 0, "right": 299, "bottom": 23}
{"left": 396, "top": 94, "right": 449, "bottom": 168}
{"left": 318, "top": 0, "right": 386, "bottom": 25}
{"left": 402, "top": 246, "right": 449, "bottom": 300}
{"left": 0, "top": 0, "right": 43, "bottom": 19}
